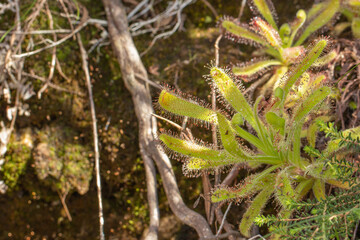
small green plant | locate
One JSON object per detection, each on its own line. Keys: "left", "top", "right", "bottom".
{"left": 156, "top": 38, "right": 356, "bottom": 237}
{"left": 1, "top": 141, "right": 31, "bottom": 189}
{"left": 33, "top": 126, "right": 93, "bottom": 196}
{"left": 220, "top": 0, "right": 339, "bottom": 94}
{"left": 255, "top": 184, "right": 360, "bottom": 239}
{"left": 255, "top": 122, "right": 360, "bottom": 239}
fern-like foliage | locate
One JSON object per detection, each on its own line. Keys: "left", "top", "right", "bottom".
{"left": 317, "top": 121, "right": 360, "bottom": 152}
{"left": 255, "top": 184, "right": 360, "bottom": 239}
{"left": 255, "top": 121, "right": 360, "bottom": 239}
{"left": 304, "top": 145, "right": 359, "bottom": 188}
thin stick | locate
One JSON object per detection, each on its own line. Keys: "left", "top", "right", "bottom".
{"left": 0, "top": 29, "right": 72, "bottom": 35}
{"left": 221, "top": 164, "right": 240, "bottom": 186}
{"left": 22, "top": 72, "right": 84, "bottom": 96}
{"left": 77, "top": 32, "right": 105, "bottom": 240}
{"left": 13, "top": 8, "right": 89, "bottom": 59}
{"left": 135, "top": 73, "right": 162, "bottom": 89}
{"left": 57, "top": 190, "right": 72, "bottom": 221}
{"left": 38, "top": 3, "right": 57, "bottom": 99}
{"left": 238, "top": 0, "right": 247, "bottom": 20}
{"left": 248, "top": 234, "right": 266, "bottom": 240}
{"left": 200, "top": 0, "right": 218, "bottom": 18}
{"left": 213, "top": 35, "right": 222, "bottom": 185}
{"left": 216, "top": 202, "right": 232, "bottom": 236}
{"left": 201, "top": 230, "right": 240, "bottom": 240}
{"left": 208, "top": 34, "right": 223, "bottom": 225}
{"left": 213, "top": 34, "right": 222, "bottom": 147}
{"left": 212, "top": 34, "right": 222, "bottom": 184}
{"left": 59, "top": 0, "right": 75, "bottom": 33}
{"left": 352, "top": 220, "right": 359, "bottom": 240}
{"left": 7, "top": 0, "right": 22, "bottom": 137}
{"left": 151, "top": 113, "right": 183, "bottom": 130}
{"left": 55, "top": 58, "right": 72, "bottom": 83}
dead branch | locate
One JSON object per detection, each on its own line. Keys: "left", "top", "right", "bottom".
{"left": 57, "top": 190, "right": 72, "bottom": 221}
{"left": 77, "top": 26, "right": 106, "bottom": 240}
{"left": 22, "top": 72, "right": 84, "bottom": 96}
{"left": 102, "top": 0, "right": 215, "bottom": 238}
{"left": 216, "top": 202, "right": 232, "bottom": 236}
{"left": 200, "top": 0, "right": 218, "bottom": 18}
{"left": 13, "top": 5, "right": 89, "bottom": 59}
{"left": 0, "top": 29, "right": 73, "bottom": 35}
{"left": 38, "top": 2, "right": 57, "bottom": 99}
{"left": 238, "top": 0, "right": 247, "bottom": 20}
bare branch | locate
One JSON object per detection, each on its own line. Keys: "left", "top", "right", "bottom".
{"left": 38, "top": 2, "right": 57, "bottom": 99}
{"left": 151, "top": 113, "right": 183, "bottom": 130}
{"left": 216, "top": 202, "right": 232, "bottom": 236}
{"left": 76, "top": 23, "right": 105, "bottom": 240}
{"left": 0, "top": 29, "right": 73, "bottom": 35}
{"left": 13, "top": 7, "right": 89, "bottom": 59}
{"left": 238, "top": 0, "right": 247, "bottom": 20}
{"left": 22, "top": 72, "right": 84, "bottom": 96}
{"left": 201, "top": 230, "right": 242, "bottom": 240}
{"left": 200, "top": 0, "right": 218, "bottom": 18}
{"left": 57, "top": 190, "right": 72, "bottom": 221}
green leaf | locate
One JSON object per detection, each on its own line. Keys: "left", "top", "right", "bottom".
{"left": 348, "top": 0, "right": 360, "bottom": 8}
{"left": 265, "top": 111, "right": 285, "bottom": 135}
{"left": 326, "top": 179, "right": 350, "bottom": 189}
{"left": 221, "top": 20, "right": 268, "bottom": 46}
{"left": 231, "top": 112, "right": 244, "bottom": 126}
{"left": 159, "top": 134, "right": 225, "bottom": 161}
{"left": 307, "top": 2, "right": 326, "bottom": 19}
{"left": 212, "top": 164, "right": 279, "bottom": 203}
{"left": 239, "top": 180, "right": 274, "bottom": 237}
{"left": 250, "top": 0, "right": 278, "bottom": 29}
{"left": 283, "top": 39, "right": 328, "bottom": 98}
{"left": 352, "top": 17, "right": 360, "bottom": 39}
{"left": 185, "top": 157, "right": 237, "bottom": 171}
{"left": 253, "top": 96, "right": 274, "bottom": 154}
{"left": 232, "top": 59, "right": 282, "bottom": 76}
{"left": 295, "top": 179, "right": 314, "bottom": 200}
{"left": 252, "top": 17, "right": 282, "bottom": 49}
{"left": 286, "top": 10, "right": 306, "bottom": 47}
{"left": 232, "top": 124, "right": 267, "bottom": 153}
{"left": 211, "top": 172, "right": 275, "bottom": 203}
{"left": 274, "top": 87, "right": 284, "bottom": 100}
{"left": 260, "top": 66, "right": 288, "bottom": 95}
{"left": 210, "top": 67, "right": 256, "bottom": 128}
{"left": 313, "top": 179, "right": 326, "bottom": 201}
{"left": 295, "top": 0, "right": 340, "bottom": 46}
{"left": 312, "top": 50, "right": 337, "bottom": 67}
{"left": 290, "top": 86, "right": 331, "bottom": 168}
{"left": 275, "top": 170, "right": 297, "bottom": 208}
{"left": 158, "top": 89, "right": 217, "bottom": 124}
{"left": 279, "top": 23, "right": 291, "bottom": 42}
{"left": 217, "top": 113, "right": 249, "bottom": 158}
{"left": 307, "top": 116, "right": 332, "bottom": 148}
{"left": 324, "top": 125, "right": 360, "bottom": 157}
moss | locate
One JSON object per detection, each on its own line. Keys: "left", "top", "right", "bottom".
{"left": 1, "top": 141, "right": 32, "bottom": 189}
{"left": 33, "top": 125, "right": 92, "bottom": 195}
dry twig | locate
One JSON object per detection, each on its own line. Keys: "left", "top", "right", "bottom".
{"left": 77, "top": 27, "right": 105, "bottom": 240}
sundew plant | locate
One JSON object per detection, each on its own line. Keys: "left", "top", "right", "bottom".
{"left": 219, "top": 0, "right": 340, "bottom": 95}
{"left": 156, "top": 36, "right": 360, "bottom": 238}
